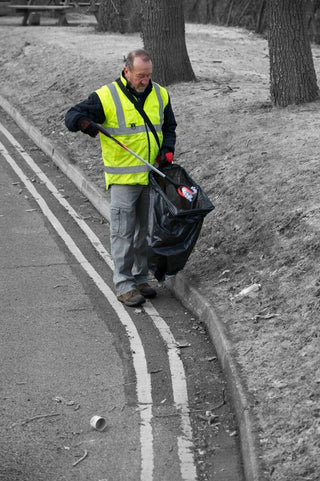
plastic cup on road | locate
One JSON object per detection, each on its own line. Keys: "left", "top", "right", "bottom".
{"left": 90, "top": 415, "right": 107, "bottom": 431}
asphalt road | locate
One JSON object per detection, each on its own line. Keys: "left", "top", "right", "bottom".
{"left": 0, "top": 111, "right": 244, "bottom": 481}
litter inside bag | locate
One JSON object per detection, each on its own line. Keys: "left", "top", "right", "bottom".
{"left": 148, "top": 164, "right": 215, "bottom": 281}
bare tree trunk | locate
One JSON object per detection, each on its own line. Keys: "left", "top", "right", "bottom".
{"left": 268, "top": 0, "right": 319, "bottom": 106}
{"left": 141, "top": 0, "right": 195, "bottom": 85}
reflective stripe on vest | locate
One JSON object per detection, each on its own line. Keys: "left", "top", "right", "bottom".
{"left": 102, "top": 82, "right": 164, "bottom": 136}
{"left": 104, "top": 164, "right": 151, "bottom": 174}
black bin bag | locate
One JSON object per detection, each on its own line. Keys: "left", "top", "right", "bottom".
{"left": 147, "top": 164, "right": 215, "bottom": 281}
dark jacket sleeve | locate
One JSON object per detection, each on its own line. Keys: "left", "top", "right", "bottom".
{"left": 161, "top": 97, "right": 177, "bottom": 153}
{"left": 65, "top": 92, "right": 106, "bottom": 132}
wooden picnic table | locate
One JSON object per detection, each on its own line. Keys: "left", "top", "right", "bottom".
{"left": 8, "top": 0, "right": 75, "bottom": 26}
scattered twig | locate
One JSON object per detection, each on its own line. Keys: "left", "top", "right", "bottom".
{"left": 254, "top": 313, "right": 279, "bottom": 321}
{"left": 150, "top": 368, "right": 163, "bottom": 374}
{"left": 243, "top": 346, "right": 253, "bottom": 356}
{"left": 72, "top": 449, "right": 88, "bottom": 467}
{"left": 110, "top": 0, "right": 119, "bottom": 15}
{"left": 11, "top": 412, "right": 60, "bottom": 428}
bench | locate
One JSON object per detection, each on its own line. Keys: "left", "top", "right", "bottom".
{"left": 8, "top": 3, "right": 74, "bottom": 25}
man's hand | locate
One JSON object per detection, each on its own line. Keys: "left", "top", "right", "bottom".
{"left": 78, "top": 118, "right": 99, "bottom": 137}
{"left": 156, "top": 150, "right": 174, "bottom": 169}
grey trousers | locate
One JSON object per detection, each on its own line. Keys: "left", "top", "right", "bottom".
{"left": 110, "top": 184, "right": 150, "bottom": 295}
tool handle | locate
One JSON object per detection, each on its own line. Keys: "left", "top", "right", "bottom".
{"left": 93, "top": 122, "right": 166, "bottom": 179}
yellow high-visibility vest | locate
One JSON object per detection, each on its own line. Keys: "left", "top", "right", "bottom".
{"left": 96, "top": 75, "right": 169, "bottom": 189}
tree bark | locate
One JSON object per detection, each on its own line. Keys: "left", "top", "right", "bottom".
{"left": 141, "top": 0, "right": 195, "bottom": 85}
{"left": 268, "top": 0, "right": 319, "bottom": 106}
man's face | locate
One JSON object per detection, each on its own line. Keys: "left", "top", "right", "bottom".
{"left": 124, "top": 57, "right": 152, "bottom": 93}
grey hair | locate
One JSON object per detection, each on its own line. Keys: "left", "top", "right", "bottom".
{"left": 124, "top": 49, "right": 152, "bottom": 70}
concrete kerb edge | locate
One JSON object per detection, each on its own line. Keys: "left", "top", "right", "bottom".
{"left": 0, "top": 93, "right": 265, "bottom": 481}
{"left": 168, "top": 275, "right": 266, "bottom": 481}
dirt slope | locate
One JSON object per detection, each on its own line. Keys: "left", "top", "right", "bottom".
{"left": 1, "top": 15, "right": 320, "bottom": 481}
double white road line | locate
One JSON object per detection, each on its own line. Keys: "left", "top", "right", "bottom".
{"left": 0, "top": 122, "right": 198, "bottom": 481}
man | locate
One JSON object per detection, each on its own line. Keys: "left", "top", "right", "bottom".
{"left": 65, "top": 49, "right": 177, "bottom": 307}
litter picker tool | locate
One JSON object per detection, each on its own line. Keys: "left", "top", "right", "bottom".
{"left": 92, "top": 122, "right": 198, "bottom": 202}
